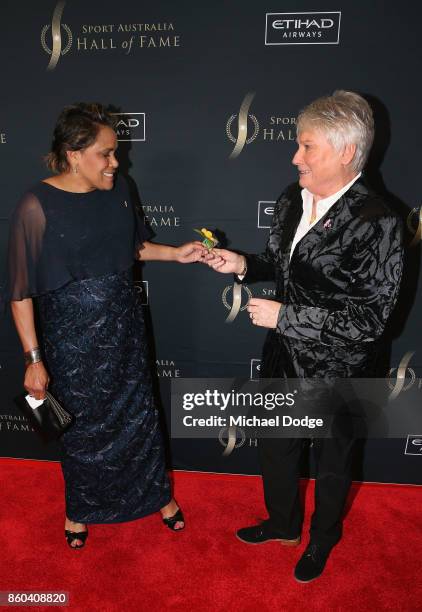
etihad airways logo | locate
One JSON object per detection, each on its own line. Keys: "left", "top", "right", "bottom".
{"left": 258, "top": 201, "right": 275, "bottom": 229}
{"left": 134, "top": 280, "right": 149, "bottom": 305}
{"left": 41, "top": 1, "right": 73, "bottom": 70}
{"left": 265, "top": 12, "right": 341, "bottom": 45}
{"left": 250, "top": 359, "right": 261, "bottom": 381}
{"left": 111, "top": 112, "right": 146, "bottom": 142}
{"left": 404, "top": 435, "right": 422, "bottom": 455}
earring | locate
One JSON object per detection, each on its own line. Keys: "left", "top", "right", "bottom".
{"left": 73, "top": 164, "right": 78, "bottom": 174}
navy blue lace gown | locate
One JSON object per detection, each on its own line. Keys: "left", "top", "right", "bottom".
{"left": 6, "top": 176, "right": 171, "bottom": 523}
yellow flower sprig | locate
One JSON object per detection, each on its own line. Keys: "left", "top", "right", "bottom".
{"left": 194, "top": 227, "right": 219, "bottom": 250}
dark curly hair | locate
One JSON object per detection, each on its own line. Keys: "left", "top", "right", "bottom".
{"left": 45, "top": 102, "right": 116, "bottom": 173}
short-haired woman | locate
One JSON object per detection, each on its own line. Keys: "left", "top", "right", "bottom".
{"left": 6, "top": 103, "right": 205, "bottom": 548}
{"left": 204, "top": 91, "right": 403, "bottom": 582}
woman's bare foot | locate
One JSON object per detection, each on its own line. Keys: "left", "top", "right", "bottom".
{"left": 65, "top": 516, "right": 88, "bottom": 548}
{"left": 160, "top": 499, "right": 184, "bottom": 530}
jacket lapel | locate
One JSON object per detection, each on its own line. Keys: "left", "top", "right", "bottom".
{"left": 291, "top": 177, "right": 370, "bottom": 263}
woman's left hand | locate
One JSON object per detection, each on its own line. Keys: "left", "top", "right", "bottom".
{"left": 247, "top": 298, "right": 283, "bottom": 329}
{"left": 175, "top": 241, "right": 207, "bottom": 263}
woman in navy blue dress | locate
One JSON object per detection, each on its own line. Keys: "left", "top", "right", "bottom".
{"left": 6, "top": 103, "right": 205, "bottom": 548}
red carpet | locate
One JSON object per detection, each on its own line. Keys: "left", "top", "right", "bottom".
{"left": 0, "top": 459, "right": 421, "bottom": 611}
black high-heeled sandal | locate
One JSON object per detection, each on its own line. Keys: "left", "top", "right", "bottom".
{"left": 162, "top": 508, "right": 185, "bottom": 531}
{"left": 65, "top": 529, "right": 88, "bottom": 549}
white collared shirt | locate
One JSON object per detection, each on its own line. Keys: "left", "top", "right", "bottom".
{"left": 289, "top": 172, "right": 361, "bottom": 261}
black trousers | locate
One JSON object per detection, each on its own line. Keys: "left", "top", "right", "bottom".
{"left": 258, "top": 436, "right": 355, "bottom": 548}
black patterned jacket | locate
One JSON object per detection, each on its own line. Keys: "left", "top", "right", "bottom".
{"left": 243, "top": 179, "right": 404, "bottom": 378}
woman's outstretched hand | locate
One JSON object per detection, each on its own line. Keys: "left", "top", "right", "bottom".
{"left": 202, "top": 248, "right": 245, "bottom": 275}
{"left": 175, "top": 241, "right": 207, "bottom": 263}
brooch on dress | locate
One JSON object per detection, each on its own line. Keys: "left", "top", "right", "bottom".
{"left": 323, "top": 219, "right": 332, "bottom": 229}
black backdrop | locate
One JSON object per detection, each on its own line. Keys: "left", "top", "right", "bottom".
{"left": 1, "top": 0, "right": 421, "bottom": 484}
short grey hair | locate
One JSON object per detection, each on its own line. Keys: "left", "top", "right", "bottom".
{"left": 296, "top": 90, "right": 374, "bottom": 172}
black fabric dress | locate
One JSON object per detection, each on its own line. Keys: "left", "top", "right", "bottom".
{"left": 6, "top": 176, "right": 171, "bottom": 523}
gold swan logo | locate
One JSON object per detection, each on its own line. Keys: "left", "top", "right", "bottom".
{"left": 388, "top": 351, "right": 416, "bottom": 400}
{"left": 222, "top": 283, "right": 253, "bottom": 324}
{"left": 218, "top": 426, "right": 246, "bottom": 456}
{"left": 226, "top": 92, "right": 259, "bottom": 159}
{"left": 41, "top": 1, "right": 73, "bottom": 71}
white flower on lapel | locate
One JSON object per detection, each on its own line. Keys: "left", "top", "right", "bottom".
{"left": 323, "top": 219, "right": 332, "bottom": 229}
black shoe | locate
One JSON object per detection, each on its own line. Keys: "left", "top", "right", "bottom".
{"left": 294, "top": 543, "right": 332, "bottom": 582}
{"left": 162, "top": 507, "right": 185, "bottom": 531}
{"left": 236, "top": 521, "right": 300, "bottom": 546}
{"left": 65, "top": 529, "right": 88, "bottom": 549}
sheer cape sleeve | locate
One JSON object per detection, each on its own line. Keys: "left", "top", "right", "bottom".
{"left": 5, "top": 192, "right": 47, "bottom": 301}
{"left": 3, "top": 175, "right": 154, "bottom": 304}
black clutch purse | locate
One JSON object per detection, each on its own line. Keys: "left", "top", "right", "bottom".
{"left": 14, "top": 391, "right": 74, "bottom": 440}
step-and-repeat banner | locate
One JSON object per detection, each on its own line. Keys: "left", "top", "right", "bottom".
{"left": 0, "top": 1, "right": 421, "bottom": 484}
